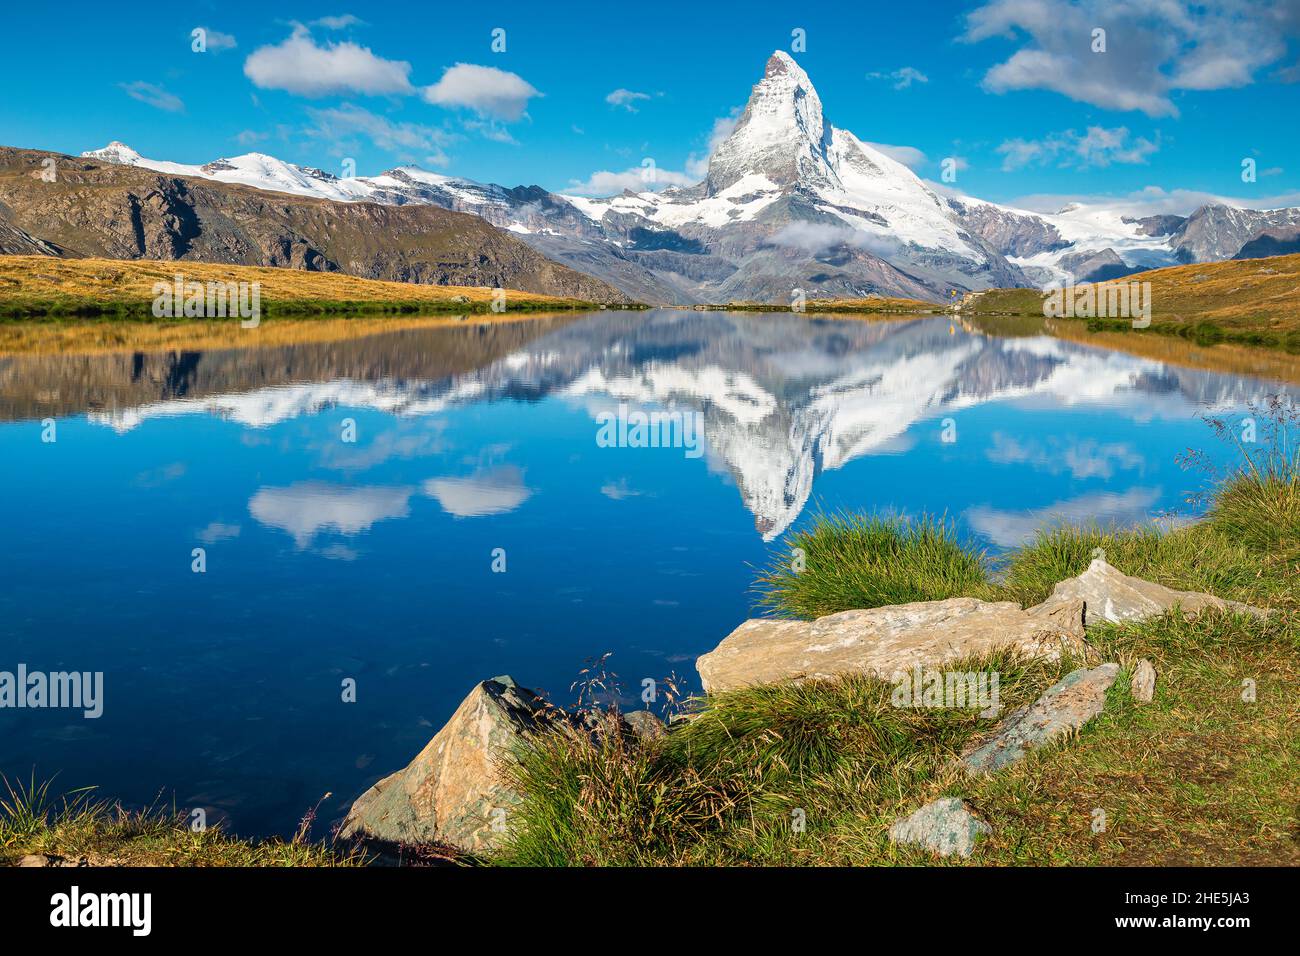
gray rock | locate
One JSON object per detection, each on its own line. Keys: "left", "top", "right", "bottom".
{"left": 623, "top": 709, "right": 668, "bottom": 740}
{"left": 1131, "top": 659, "right": 1156, "bottom": 703}
{"left": 696, "top": 596, "right": 1085, "bottom": 694}
{"left": 1032, "top": 558, "right": 1266, "bottom": 628}
{"left": 341, "top": 676, "right": 555, "bottom": 853}
{"left": 889, "top": 797, "right": 991, "bottom": 858}
{"left": 962, "top": 663, "right": 1120, "bottom": 775}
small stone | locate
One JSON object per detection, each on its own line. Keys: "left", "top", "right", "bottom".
{"left": 1131, "top": 659, "right": 1156, "bottom": 703}
{"left": 962, "top": 663, "right": 1120, "bottom": 775}
{"left": 623, "top": 709, "right": 668, "bottom": 740}
{"left": 889, "top": 798, "right": 991, "bottom": 858}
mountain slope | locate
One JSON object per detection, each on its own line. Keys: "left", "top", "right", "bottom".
{"left": 0, "top": 147, "right": 629, "bottom": 303}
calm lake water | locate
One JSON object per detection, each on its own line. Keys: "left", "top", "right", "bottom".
{"left": 1, "top": 309, "right": 1295, "bottom": 837}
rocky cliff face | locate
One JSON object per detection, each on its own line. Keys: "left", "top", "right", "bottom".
{"left": 1170, "top": 204, "right": 1300, "bottom": 263}
{"left": 0, "top": 147, "right": 629, "bottom": 302}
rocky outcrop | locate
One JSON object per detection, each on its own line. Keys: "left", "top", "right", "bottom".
{"left": 1037, "top": 559, "right": 1266, "bottom": 627}
{"left": 623, "top": 710, "right": 669, "bottom": 740}
{"left": 341, "top": 676, "right": 554, "bottom": 853}
{"left": 961, "top": 663, "right": 1120, "bottom": 775}
{"left": 889, "top": 798, "right": 991, "bottom": 858}
{"left": 0, "top": 147, "right": 629, "bottom": 303}
{"left": 695, "top": 596, "right": 1085, "bottom": 694}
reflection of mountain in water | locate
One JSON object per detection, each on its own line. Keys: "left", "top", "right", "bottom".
{"left": 5, "top": 310, "right": 1295, "bottom": 539}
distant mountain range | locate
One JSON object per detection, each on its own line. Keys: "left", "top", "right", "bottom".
{"left": 4, "top": 51, "right": 1298, "bottom": 305}
{"left": 0, "top": 146, "right": 627, "bottom": 303}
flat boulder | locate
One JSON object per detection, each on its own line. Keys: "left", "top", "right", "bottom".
{"left": 696, "top": 596, "right": 1085, "bottom": 694}
{"left": 889, "top": 797, "right": 991, "bottom": 858}
{"left": 1033, "top": 558, "right": 1266, "bottom": 627}
{"left": 341, "top": 675, "right": 552, "bottom": 853}
{"left": 962, "top": 663, "right": 1119, "bottom": 775}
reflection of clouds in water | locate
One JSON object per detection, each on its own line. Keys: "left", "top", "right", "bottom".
{"left": 987, "top": 432, "right": 1144, "bottom": 481}
{"left": 196, "top": 522, "right": 241, "bottom": 544}
{"left": 316, "top": 421, "right": 448, "bottom": 472}
{"left": 423, "top": 465, "right": 533, "bottom": 517}
{"left": 248, "top": 482, "right": 414, "bottom": 547}
{"left": 601, "top": 478, "right": 640, "bottom": 500}
{"left": 966, "top": 487, "right": 1163, "bottom": 549}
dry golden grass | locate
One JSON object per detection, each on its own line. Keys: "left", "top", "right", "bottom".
{"left": 0, "top": 312, "right": 571, "bottom": 356}
{"left": 968, "top": 253, "right": 1300, "bottom": 333}
{"left": 0, "top": 256, "right": 604, "bottom": 316}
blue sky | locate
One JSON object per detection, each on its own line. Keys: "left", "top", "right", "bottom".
{"left": 2, "top": 0, "right": 1297, "bottom": 212}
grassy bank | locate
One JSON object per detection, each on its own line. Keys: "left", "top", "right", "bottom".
{"left": 494, "top": 407, "right": 1300, "bottom": 866}
{"left": 0, "top": 777, "right": 357, "bottom": 867}
{"left": 962, "top": 253, "right": 1300, "bottom": 352}
{"left": 0, "top": 256, "right": 620, "bottom": 318}
{"left": 697, "top": 296, "right": 944, "bottom": 314}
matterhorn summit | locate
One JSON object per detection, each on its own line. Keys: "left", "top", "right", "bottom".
{"left": 706, "top": 51, "right": 836, "bottom": 194}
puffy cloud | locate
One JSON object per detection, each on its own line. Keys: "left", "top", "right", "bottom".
{"left": 997, "top": 126, "right": 1159, "bottom": 171}
{"left": 865, "top": 141, "right": 928, "bottom": 169}
{"left": 249, "top": 482, "right": 413, "bottom": 546}
{"left": 966, "top": 487, "right": 1162, "bottom": 548}
{"left": 962, "top": 0, "right": 1300, "bottom": 117}
{"left": 423, "top": 466, "right": 533, "bottom": 517}
{"left": 566, "top": 165, "right": 697, "bottom": 196}
{"left": 686, "top": 108, "right": 741, "bottom": 178}
{"left": 867, "top": 66, "right": 929, "bottom": 90}
{"left": 768, "top": 222, "right": 902, "bottom": 257}
{"left": 606, "top": 88, "right": 653, "bottom": 111}
{"left": 193, "top": 26, "right": 237, "bottom": 52}
{"left": 423, "top": 63, "right": 540, "bottom": 121}
{"left": 119, "top": 81, "right": 184, "bottom": 113}
{"left": 311, "top": 14, "right": 365, "bottom": 30}
{"left": 244, "top": 26, "right": 413, "bottom": 97}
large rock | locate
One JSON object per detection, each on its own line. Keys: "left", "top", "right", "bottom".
{"left": 1035, "top": 558, "right": 1266, "bottom": 627}
{"left": 889, "top": 797, "right": 991, "bottom": 858}
{"left": 696, "top": 596, "right": 1085, "bottom": 694}
{"left": 961, "top": 663, "right": 1120, "bottom": 775}
{"left": 341, "top": 676, "right": 552, "bottom": 853}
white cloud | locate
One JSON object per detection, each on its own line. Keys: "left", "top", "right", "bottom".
{"left": 997, "top": 126, "right": 1159, "bottom": 171}
{"left": 243, "top": 26, "right": 413, "bottom": 97}
{"left": 423, "top": 63, "right": 540, "bottom": 121}
{"left": 962, "top": 0, "right": 1300, "bottom": 117}
{"left": 196, "top": 522, "right": 241, "bottom": 544}
{"left": 967, "top": 487, "right": 1161, "bottom": 548}
{"left": 865, "top": 141, "right": 928, "bottom": 169}
{"left": 606, "top": 88, "right": 652, "bottom": 111}
{"left": 305, "top": 103, "right": 454, "bottom": 164}
{"left": 566, "top": 165, "right": 697, "bottom": 196}
{"left": 423, "top": 466, "right": 533, "bottom": 517}
{"left": 686, "top": 108, "right": 742, "bottom": 178}
{"left": 1006, "top": 184, "right": 1300, "bottom": 218}
{"left": 249, "top": 482, "right": 413, "bottom": 546}
{"left": 768, "top": 222, "right": 901, "bottom": 257}
{"left": 119, "top": 81, "right": 184, "bottom": 113}
{"left": 311, "top": 14, "right": 365, "bottom": 30}
{"left": 867, "top": 66, "right": 929, "bottom": 90}
{"left": 194, "top": 27, "right": 237, "bottom": 52}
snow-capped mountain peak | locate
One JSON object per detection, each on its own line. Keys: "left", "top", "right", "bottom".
{"left": 707, "top": 50, "right": 834, "bottom": 195}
